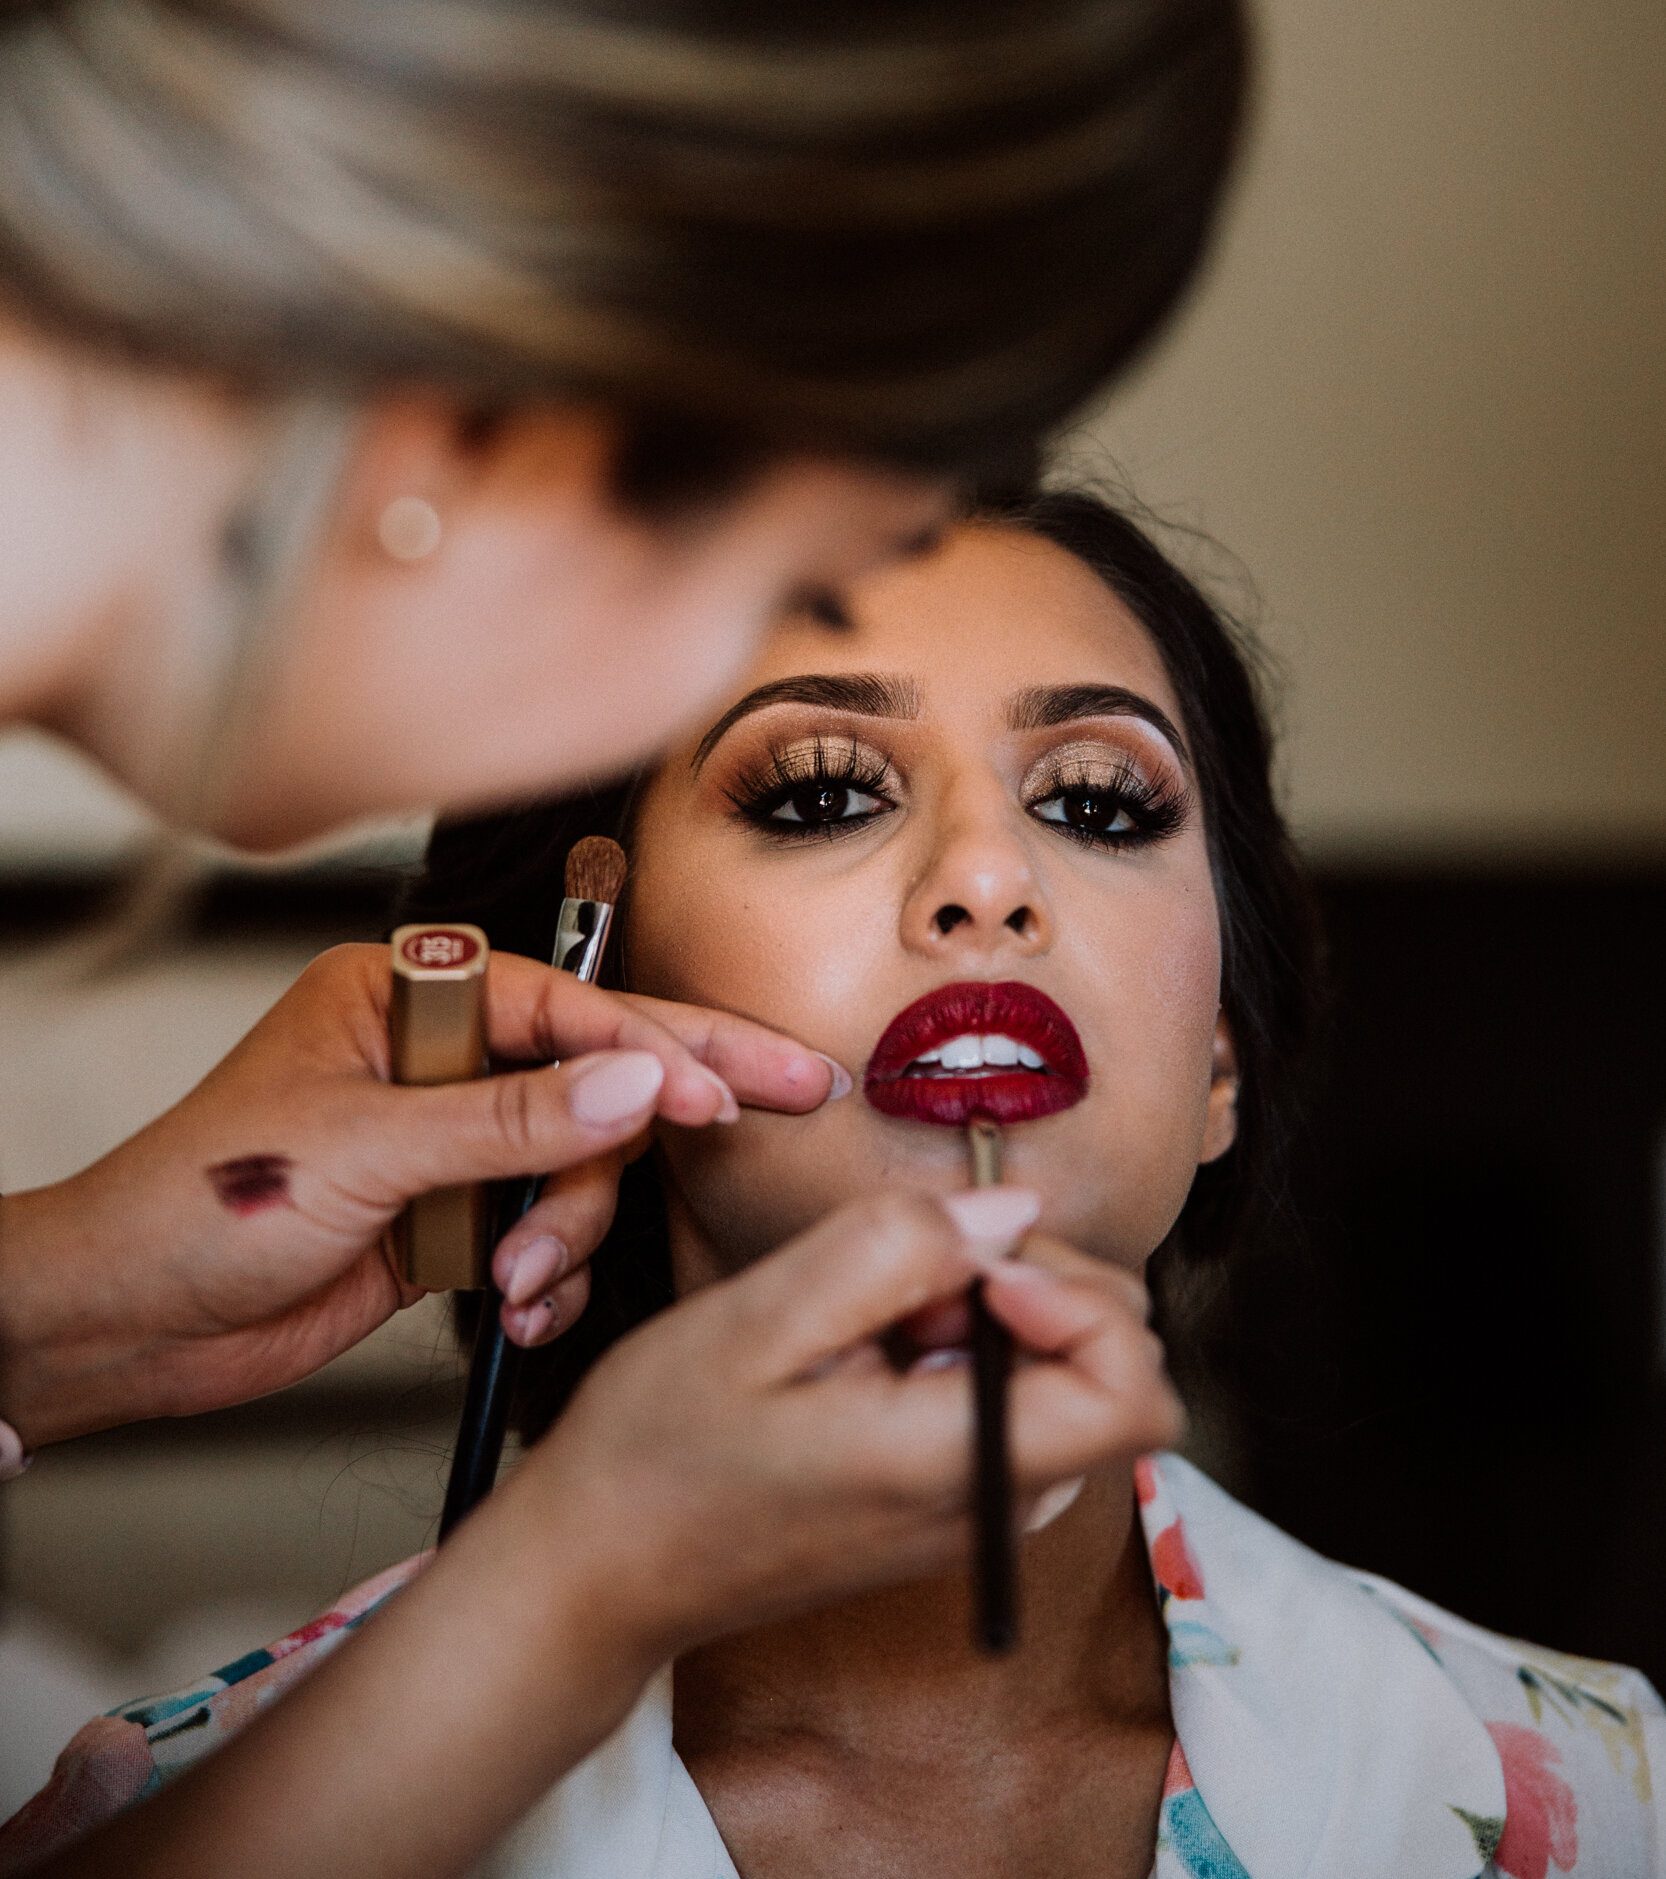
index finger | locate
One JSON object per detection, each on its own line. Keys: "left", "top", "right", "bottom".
{"left": 619, "top": 992, "right": 845, "bottom": 1115}
{"left": 481, "top": 954, "right": 842, "bottom": 1115}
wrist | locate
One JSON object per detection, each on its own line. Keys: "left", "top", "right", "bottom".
{"left": 0, "top": 1183, "right": 161, "bottom": 1448}
{"left": 426, "top": 1443, "right": 673, "bottom": 1777}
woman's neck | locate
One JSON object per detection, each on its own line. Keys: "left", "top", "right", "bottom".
{"left": 665, "top": 1202, "right": 1171, "bottom": 1768}
{"left": 673, "top": 1465, "right": 1168, "bottom": 1771}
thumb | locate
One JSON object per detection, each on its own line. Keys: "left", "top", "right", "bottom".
{"left": 350, "top": 1051, "right": 668, "bottom": 1203}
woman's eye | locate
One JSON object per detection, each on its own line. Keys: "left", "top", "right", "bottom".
{"left": 771, "top": 783, "right": 886, "bottom": 827}
{"left": 1034, "top": 788, "right": 1136, "bottom": 838}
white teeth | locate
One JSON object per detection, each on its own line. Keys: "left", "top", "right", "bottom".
{"left": 907, "top": 1032, "right": 1046, "bottom": 1074}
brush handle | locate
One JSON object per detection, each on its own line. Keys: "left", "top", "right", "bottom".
{"left": 440, "top": 891, "right": 616, "bottom": 1541}
{"left": 969, "top": 1282, "right": 1017, "bottom": 1651}
{"left": 964, "top": 1116, "right": 1017, "bottom": 1652}
{"left": 438, "top": 1186, "right": 535, "bottom": 1540}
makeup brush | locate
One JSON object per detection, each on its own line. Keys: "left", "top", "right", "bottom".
{"left": 439, "top": 836, "right": 628, "bottom": 1539}
{"left": 966, "top": 1116, "right": 1018, "bottom": 1652}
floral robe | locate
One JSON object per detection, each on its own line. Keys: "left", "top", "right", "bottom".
{"left": 4, "top": 1453, "right": 1660, "bottom": 1877}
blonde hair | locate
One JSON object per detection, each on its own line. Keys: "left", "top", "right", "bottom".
{"left": 0, "top": 0, "right": 1247, "bottom": 471}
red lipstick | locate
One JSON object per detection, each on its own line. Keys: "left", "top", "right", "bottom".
{"left": 864, "top": 981, "right": 1089, "bottom": 1126}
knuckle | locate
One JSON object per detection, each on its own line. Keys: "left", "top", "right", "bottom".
{"left": 294, "top": 942, "right": 370, "bottom": 1002}
{"left": 857, "top": 1192, "right": 952, "bottom": 1259}
{"left": 489, "top": 1071, "right": 543, "bottom": 1162}
{"left": 841, "top": 1193, "right": 956, "bottom": 1297}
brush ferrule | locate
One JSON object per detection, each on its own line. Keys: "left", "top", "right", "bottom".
{"left": 553, "top": 898, "right": 615, "bottom": 983}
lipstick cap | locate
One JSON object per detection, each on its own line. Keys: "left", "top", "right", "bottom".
{"left": 388, "top": 923, "right": 490, "bottom": 1290}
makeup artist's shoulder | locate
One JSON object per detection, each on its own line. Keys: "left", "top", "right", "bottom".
{"left": 0, "top": 1555, "right": 429, "bottom": 1867}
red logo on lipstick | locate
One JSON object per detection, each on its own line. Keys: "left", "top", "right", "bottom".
{"left": 399, "top": 929, "right": 481, "bottom": 971}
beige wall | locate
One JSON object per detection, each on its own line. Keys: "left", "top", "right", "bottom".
{"left": 1080, "top": 0, "right": 1666, "bottom": 860}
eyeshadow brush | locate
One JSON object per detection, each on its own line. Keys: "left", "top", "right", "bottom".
{"left": 439, "top": 835, "right": 627, "bottom": 1540}
{"left": 966, "top": 1115, "right": 1018, "bottom": 1652}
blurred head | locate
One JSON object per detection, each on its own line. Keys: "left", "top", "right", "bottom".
{"left": 0, "top": 0, "right": 1248, "bottom": 847}
{"left": 411, "top": 489, "right": 1318, "bottom": 1431}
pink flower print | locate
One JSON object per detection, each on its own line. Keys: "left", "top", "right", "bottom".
{"left": 1162, "top": 1738, "right": 1195, "bottom": 1799}
{"left": 1135, "top": 1457, "right": 1159, "bottom": 1505}
{"left": 1488, "top": 1722, "right": 1578, "bottom": 1879}
{"left": 1152, "top": 1517, "right": 1205, "bottom": 1602}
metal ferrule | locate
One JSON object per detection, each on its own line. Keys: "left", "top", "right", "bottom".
{"left": 553, "top": 898, "right": 615, "bottom": 984}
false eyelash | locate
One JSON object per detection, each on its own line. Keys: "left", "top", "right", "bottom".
{"left": 725, "top": 736, "right": 895, "bottom": 838}
{"left": 1027, "top": 752, "right": 1190, "bottom": 849}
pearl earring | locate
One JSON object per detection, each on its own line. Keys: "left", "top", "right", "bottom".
{"left": 377, "top": 495, "right": 443, "bottom": 562}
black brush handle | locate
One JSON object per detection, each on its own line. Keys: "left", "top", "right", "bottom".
{"left": 969, "top": 1280, "right": 1018, "bottom": 1652}
{"left": 438, "top": 1181, "right": 537, "bottom": 1539}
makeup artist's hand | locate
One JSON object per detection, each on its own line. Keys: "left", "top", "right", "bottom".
{"left": 0, "top": 944, "right": 844, "bottom": 1448}
{"left": 510, "top": 1190, "right": 1183, "bottom": 1657}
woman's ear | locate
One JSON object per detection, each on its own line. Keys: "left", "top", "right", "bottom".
{"left": 347, "top": 396, "right": 625, "bottom": 566}
{"left": 1198, "top": 1012, "right": 1239, "bottom": 1165}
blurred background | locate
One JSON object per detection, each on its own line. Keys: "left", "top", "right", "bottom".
{"left": 2, "top": 0, "right": 1662, "bottom": 1811}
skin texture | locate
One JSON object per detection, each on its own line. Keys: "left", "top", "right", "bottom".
{"left": 0, "top": 314, "right": 942, "bottom": 1434}
{"left": 26, "top": 523, "right": 1195, "bottom": 1879}
{"left": 0, "top": 320, "right": 948, "bottom": 849}
{"left": 617, "top": 522, "right": 1241, "bottom": 1876}
{"left": 631, "top": 521, "right": 1238, "bottom": 1282}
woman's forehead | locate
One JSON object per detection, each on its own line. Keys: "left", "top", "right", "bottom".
{"left": 752, "top": 521, "right": 1182, "bottom": 725}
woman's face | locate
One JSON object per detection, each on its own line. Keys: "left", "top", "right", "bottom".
{"left": 212, "top": 411, "right": 950, "bottom": 848}
{"left": 627, "top": 522, "right": 1238, "bottom": 1283}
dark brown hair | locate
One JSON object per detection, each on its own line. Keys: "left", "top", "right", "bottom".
{"left": 403, "top": 487, "right": 1321, "bottom": 1436}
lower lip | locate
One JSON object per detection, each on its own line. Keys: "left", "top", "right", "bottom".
{"left": 865, "top": 1070, "right": 1086, "bottom": 1127}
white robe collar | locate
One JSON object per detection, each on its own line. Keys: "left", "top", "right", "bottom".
{"left": 487, "top": 1454, "right": 1506, "bottom": 1879}
{"left": 1142, "top": 1452, "right": 1506, "bottom": 1878}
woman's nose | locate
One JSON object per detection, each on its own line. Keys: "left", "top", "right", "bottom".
{"left": 900, "top": 802, "right": 1053, "bottom": 958}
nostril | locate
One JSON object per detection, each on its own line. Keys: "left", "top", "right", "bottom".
{"left": 1005, "top": 906, "right": 1034, "bottom": 935}
{"left": 933, "top": 904, "right": 971, "bottom": 936}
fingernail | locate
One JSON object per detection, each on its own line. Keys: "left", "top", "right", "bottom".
{"left": 811, "top": 1052, "right": 854, "bottom": 1102}
{"left": 503, "top": 1294, "right": 563, "bottom": 1345}
{"left": 908, "top": 1347, "right": 969, "bottom": 1375}
{"left": 503, "top": 1234, "right": 567, "bottom": 1308}
{"left": 571, "top": 1051, "right": 665, "bottom": 1127}
{"left": 697, "top": 1064, "right": 741, "bottom": 1124}
{"left": 983, "top": 1258, "right": 1053, "bottom": 1288}
{"left": 1024, "top": 1476, "right": 1085, "bottom": 1534}
{"left": 941, "top": 1187, "right": 1042, "bottom": 1267}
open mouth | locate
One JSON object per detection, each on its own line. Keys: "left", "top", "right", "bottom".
{"left": 863, "top": 981, "right": 1089, "bottom": 1127}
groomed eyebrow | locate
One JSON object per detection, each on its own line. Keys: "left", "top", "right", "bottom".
{"left": 1005, "top": 683, "right": 1192, "bottom": 774}
{"left": 691, "top": 672, "right": 921, "bottom": 773}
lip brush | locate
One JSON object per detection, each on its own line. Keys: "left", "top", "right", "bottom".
{"left": 966, "top": 1115, "right": 1018, "bottom": 1652}
{"left": 439, "top": 836, "right": 627, "bottom": 1540}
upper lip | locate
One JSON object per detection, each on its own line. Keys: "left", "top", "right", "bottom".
{"left": 865, "top": 981, "right": 1089, "bottom": 1086}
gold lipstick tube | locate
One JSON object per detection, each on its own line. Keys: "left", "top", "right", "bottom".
{"left": 389, "top": 923, "right": 490, "bottom": 1290}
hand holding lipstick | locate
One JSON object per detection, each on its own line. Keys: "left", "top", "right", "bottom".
{"left": 0, "top": 944, "right": 850, "bottom": 1450}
